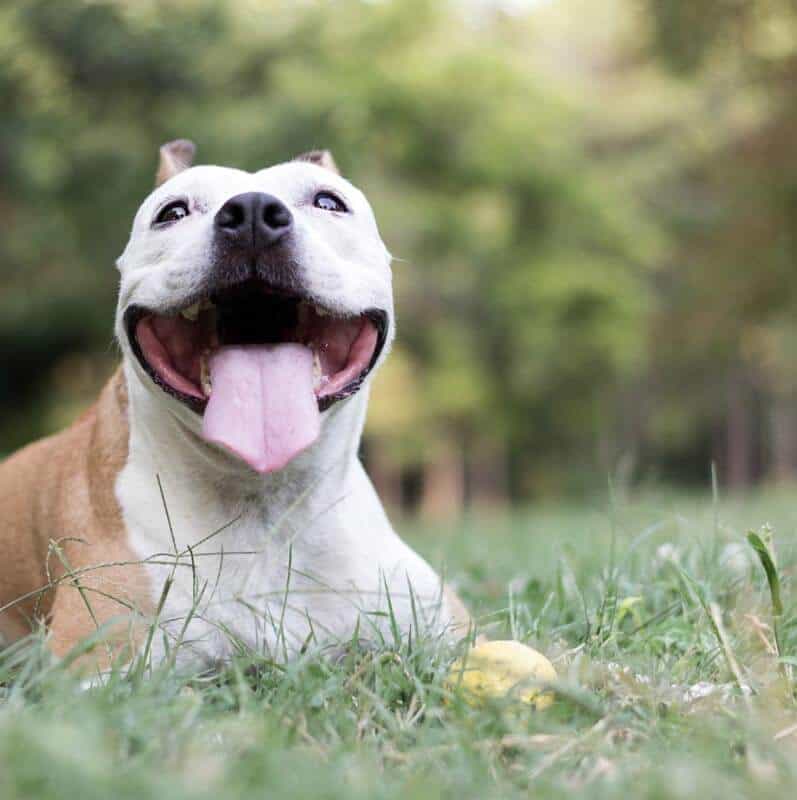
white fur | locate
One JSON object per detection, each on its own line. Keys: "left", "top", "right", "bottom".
{"left": 114, "top": 160, "right": 454, "bottom": 666}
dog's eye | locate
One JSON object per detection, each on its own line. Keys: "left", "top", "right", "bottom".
{"left": 313, "top": 191, "right": 348, "bottom": 213}
{"left": 154, "top": 200, "right": 191, "bottom": 226}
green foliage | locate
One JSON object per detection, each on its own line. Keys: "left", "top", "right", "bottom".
{"left": 634, "top": 0, "right": 797, "bottom": 487}
{"left": 7, "top": 0, "right": 797, "bottom": 496}
{"left": 0, "top": 0, "right": 649, "bottom": 497}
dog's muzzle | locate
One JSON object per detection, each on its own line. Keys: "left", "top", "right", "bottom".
{"left": 122, "top": 195, "right": 388, "bottom": 473}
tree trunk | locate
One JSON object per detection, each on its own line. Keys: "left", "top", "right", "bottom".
{"left": 768, "top": 389, "right": 797, "bottom": 483}
{"left": 466, "top": 436, "right": 508, "bottom": 511}
{"left": 363, "top": 439, "right": 403, "bottom": 511}
{"left": 726, "top": 370, "right": 753, "bottom": 489}
{"left": 420, "top": 437, "right": 465, "bottom": 520}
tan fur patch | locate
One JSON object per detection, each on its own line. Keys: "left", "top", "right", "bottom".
{"left": 294, "top": 149, "right": 340, "bottom": 175}
{"left": 156, "top": 139, "right": 196, "bottom": 187}
{"left": 444, "top": 583, "right": 477, "bottom": 636}
{"left": 0, "top": 369, "right": 153, "bottom": 668}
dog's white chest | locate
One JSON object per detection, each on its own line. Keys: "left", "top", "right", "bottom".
{"left": 115, "top": 403, "right": 449, "bottom": 665}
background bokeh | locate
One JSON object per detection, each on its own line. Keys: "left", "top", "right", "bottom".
{"left": 2, "top": 0, "right": 796, "bottom": 515}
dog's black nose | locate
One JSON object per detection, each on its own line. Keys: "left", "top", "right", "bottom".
{"left": 214, "top": 192, "right": 293, "bottom": 250}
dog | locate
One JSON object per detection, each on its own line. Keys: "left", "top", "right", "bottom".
{"left": 0, "top": 140, "right": 471, "bottom": 668}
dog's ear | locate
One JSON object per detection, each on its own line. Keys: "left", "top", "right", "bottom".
{"left": 156, "top": 139, "right": 196, "bottom": 186}
{"left": 294, "top": 149, "right": 339, "bottom": 175}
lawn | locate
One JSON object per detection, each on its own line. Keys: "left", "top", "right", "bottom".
{"left": 3, "top": 488, "right": 797, "bottom": 799}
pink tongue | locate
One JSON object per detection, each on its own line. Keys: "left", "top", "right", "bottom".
{"left": 201, "top": 344, "right": 321, "bottom": 474}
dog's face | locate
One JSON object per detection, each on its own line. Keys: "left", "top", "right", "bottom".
{"left": 115, "top": 144, "right": 393, "bottom": 474}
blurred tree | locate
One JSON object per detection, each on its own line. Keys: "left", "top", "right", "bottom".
{"left": 635, "top": 0, "right": 797, "bottom": 487}
{"left": 0, "top": 0, "right": 651, "bottom": 508}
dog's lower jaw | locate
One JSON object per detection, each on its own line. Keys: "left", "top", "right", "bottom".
{"left": 116, "top": 366, "right": 452, "bottom": 667}
{"left": 121, "top": 355, "right": 369, "bottom": 481}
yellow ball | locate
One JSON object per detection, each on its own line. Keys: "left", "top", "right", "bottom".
{"left": 447, "top": 640, "right": 557, "bottom": 710}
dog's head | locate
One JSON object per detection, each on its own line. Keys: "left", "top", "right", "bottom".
{"left": 115, "top": 140, "right": 393, "bottom": 474}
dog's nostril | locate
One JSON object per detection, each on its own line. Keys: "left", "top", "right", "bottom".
{"left": 263, "top": 201, "right": 292, "bottom": 230}
{"left": 216, "top": 201, "right": 246, "bottom": 230}
{"left": 214, "top": 192, "right": 291, "bottom": 246}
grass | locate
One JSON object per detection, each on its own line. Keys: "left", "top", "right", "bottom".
{"left": 4, "top": 487, "right": 797, "bottom": 798}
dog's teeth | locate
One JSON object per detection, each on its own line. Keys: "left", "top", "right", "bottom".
{"left": 181, "top": 303, "right": 200, "bottom": 321}
{"left": 200, "top": 352, "right": 213, "bottom": 397}
{"left": 315, "top": 306, "right": 329, "bottom": 317}
{"left": 312, "top": 350, "right": 323, "bottom": 390}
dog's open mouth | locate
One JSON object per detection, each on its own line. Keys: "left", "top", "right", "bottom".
{"left": 124, "top": 280, "right": 387, "bottom": 473}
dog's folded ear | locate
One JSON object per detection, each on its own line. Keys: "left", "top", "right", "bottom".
{"left": 293, "top": 149, "right": 339, "bottom": 175}
{"left": 156, "top": 139, "right": 196, "bottom": 186}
